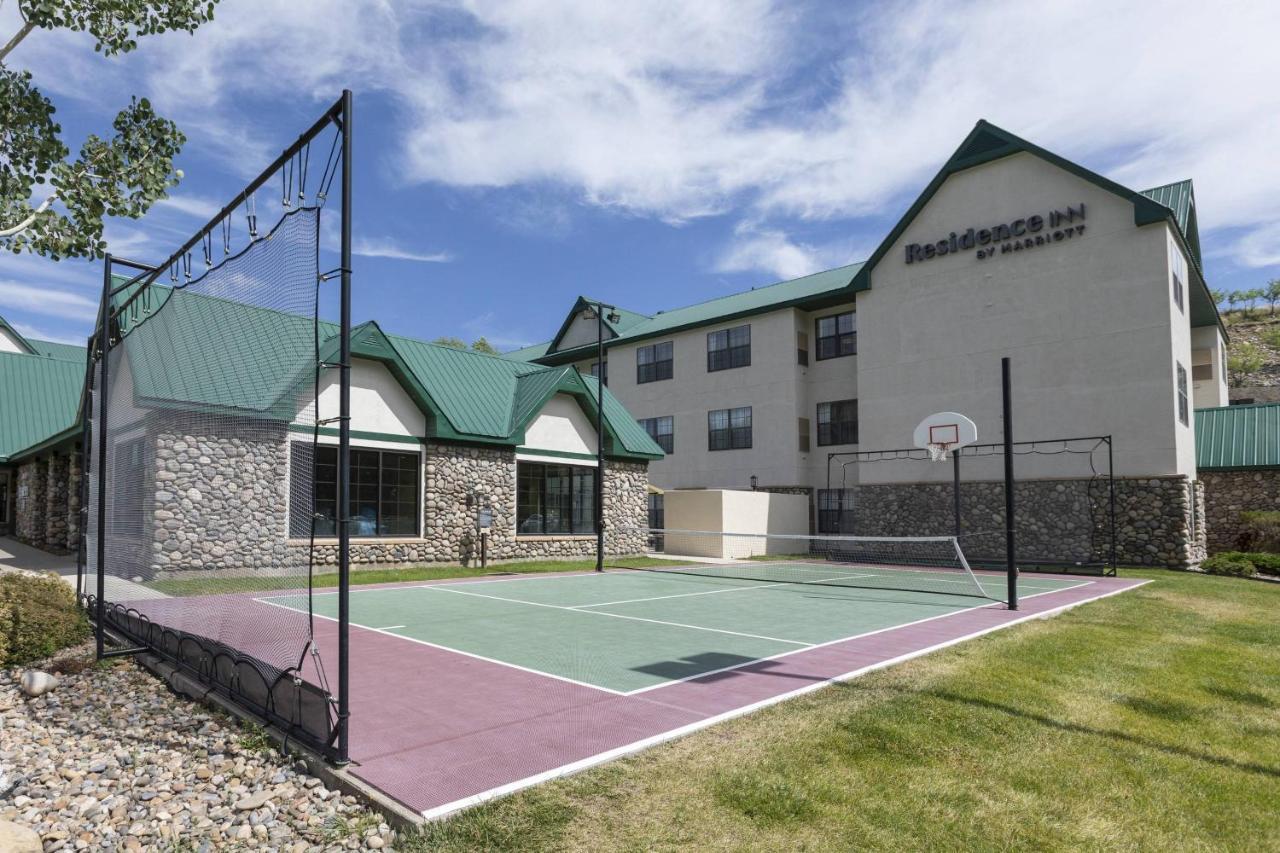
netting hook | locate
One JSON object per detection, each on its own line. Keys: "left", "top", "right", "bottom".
{"left": 246, "top": 193, "right": 259, "bottom": 240}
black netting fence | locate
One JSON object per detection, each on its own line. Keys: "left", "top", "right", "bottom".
{"left": 826, "top": 436, "right": 1116, "bottom": 575}
{"left": 82, "top": 96, "right": 350, "bottom": 758}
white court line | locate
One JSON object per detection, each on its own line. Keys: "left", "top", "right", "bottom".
{"left": 572, "top": 573, "right": 879, "bottom": 609}
{"left": 620, "top": 578, "right": 1096, "bottom": 695}
{"left": 418, "top": 578, "right": 1142, "bottom": 821}
{"left": 250, "top": 596, "right": 630, "bottom": 697}
{"left": 421, "top": 585, "right": 812, "bottom": 647}
{"left": 378, "top": 625, "right": 406, "bottom": 631}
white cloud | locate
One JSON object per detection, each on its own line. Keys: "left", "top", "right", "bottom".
{"left": 5, "top": 0, "right": 1280, "bottom": 281}
{"left": 11, "top": 322, "right": 85, "bottom": 346}
{"left": 461, "top": 311, "right": 534, "bottom": 350}
{"left": 1229, "top": 223, "right": 1280, "bottom": 270}
{"left": 352, "top": 237, "right": 453, "bottom": 263}
{"left": 714, "top": 222, "right": 869, "bottom": 281}
{"left": 0, "top": 281, "right": 98, "bottom": 320}
{"left": 155, "top": 194, "right": 223, "bottom": 221}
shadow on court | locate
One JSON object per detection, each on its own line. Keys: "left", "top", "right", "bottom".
{"left": 633, "top": 652, "right": 830, "bottom": 686}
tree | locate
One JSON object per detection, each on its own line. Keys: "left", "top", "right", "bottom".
{"left": 1227, "top": 291, "right": 1242, "bottom": 317}
{"left": 1, "top": 1, "right": 220, "bottom": 260}
{"left": 1244, "top": 288, "right": 1265, "bottom": 319}
{"left": 432, "top": 336, "right": 498, "bottom": 354}
{"left": 1210, "top": 288, "right": 1227, "bottom": 307}
{"left": 1266, "top": 279, "right": 1280, "bottom": 316}
{"left": 1227, "top": 342, "right": 1264, "bottom": 387}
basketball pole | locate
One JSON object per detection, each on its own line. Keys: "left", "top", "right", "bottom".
{"left": 1001, "top": 357, "right": 1018, "bottom": 610}
{"left": 951, "top": 448, "right": 961, "bottom": 539}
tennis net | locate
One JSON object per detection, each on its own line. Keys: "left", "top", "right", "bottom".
{"left": 610, "top": 527, "right": 1004, "bottom": 602}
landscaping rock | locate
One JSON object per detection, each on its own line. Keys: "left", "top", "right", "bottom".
{"left": 1, "top": 645, "right": 397, "bottom": 850}
{"left": 18, "top": 671, "right": 57, "bottom": 698}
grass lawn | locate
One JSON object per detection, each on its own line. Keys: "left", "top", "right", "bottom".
{"left": 146, "top": 556, "right": 679, "bottom": 596}
{"left": 404, "top": 568, "right": 1280, "bottom": 851}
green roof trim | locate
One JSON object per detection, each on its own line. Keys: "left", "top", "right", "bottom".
{"left": 544, "top": 296, "right": 653, "bottom": 356}
{"left": 0, "top": 351, "right": 85, "bottom": 463}
{"left": 1195, "top": 403, "right": 1280, "bottom": 470}
{"left": 847, "top": 120, "right": 1224, "bottom": 335}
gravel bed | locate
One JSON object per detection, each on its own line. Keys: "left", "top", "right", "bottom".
{"left": 0, "top": 646, "right": 397, "bottom": 851}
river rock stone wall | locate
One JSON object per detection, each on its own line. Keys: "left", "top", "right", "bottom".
{"left": 146, "top": 419, "right": 292, "bottom": 578}
{"left": 847, "top": 475, "right": 1201, "bottom": 569}
{"left": 66, "top": 450, "right": 83, "bottom": 554}
{"left": 44, "top": 454, "right": 70, "bottom": 554}
{"left": 306, "top": 444, "right": 649, "bottom": 568}
{"left": 1201, "top": 469, "right": 1280, "bottom": 553}
{"left": 15, "top": 459, "right": 48, "bottom": 548}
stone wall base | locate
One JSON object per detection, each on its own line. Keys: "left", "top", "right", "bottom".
{"left": 1201, "top": 469, "right": 1280, "bottom": 553}
{"left": 846, "top": 475, "right": 1201, "bottom": 569}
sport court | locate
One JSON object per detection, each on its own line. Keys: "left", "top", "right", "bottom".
{"left": 242, "top": 561, "right": 1144, "bottom": 816}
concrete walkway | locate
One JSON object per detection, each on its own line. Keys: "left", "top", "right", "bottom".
{"left": 0, "top": 536, "right": 168, "bottom": 601}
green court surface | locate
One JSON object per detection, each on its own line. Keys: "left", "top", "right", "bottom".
{"left": 258, "top": 566, "right": 1089, "bottom": 694}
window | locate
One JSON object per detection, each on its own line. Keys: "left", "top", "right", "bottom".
{"left": 1170, "top": 239, "right": 1187, "bottom": 315}
{"left": 1176, "top": 362, "right": 1189, "bottom": 426}
{"left": 590, "top": 360, "right": 607, "bottom": 386}
{"left": 709, "top": 406, "right": 752, "bottom": 450}
{"left": 636, "top": 341, "right": 673, "bottom": 383}
{"left": 797, "top": 331, "right": 809, "bottom": 366}
{"left": 517, "top": 462, "right": 596, "bottom": 535}
{"left": 1192, "top": 364, "right": 1213, "bottom": 381}
{"left": 816, "top": 311, "right": 856, "bottom": 360}
{"left": 291, "top": 444, "right": 420, "bottom": 538}
{"left": 798, "top": 417, "right": 811, "bottom": 453}
{"left": 647, "top": 493, "right": 664, "bottom": 530}
{"left": 113, "top": 436, "right": 146, "bottom": 536}
{"left": 707, "top": 325, "right": 751, "bottom": 372}
{"left": 817, "top": 399, "right": 858, "bottom": 446}
{"left": 640, "top": 416, "right": 674, "bottom": 453}
{"left": 817, "top": 489, "right": 855, "bottom": 534}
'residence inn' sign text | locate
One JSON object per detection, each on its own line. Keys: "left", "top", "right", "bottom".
{"left": 905, "top": 203, "right": 1086, "bottom": 264}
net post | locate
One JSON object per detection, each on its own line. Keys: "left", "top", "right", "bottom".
{"left": 335, "top": 88, "right": 353, "bottom": 766}
{"left": 1001, "top": 357, "right": 1018, "bottom": 610}
{"left": 94, "top": 256, "right": 113, "bottom": 659}
{"left": 1107, "top": 435, "right": 1117, "bottom": 574}
{"left": 595, "top": 302, "right": 604, "bottom": 572}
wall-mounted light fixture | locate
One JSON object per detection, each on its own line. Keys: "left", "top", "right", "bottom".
{"left": 750, "top": 474, "right": 758, "bottom": 491}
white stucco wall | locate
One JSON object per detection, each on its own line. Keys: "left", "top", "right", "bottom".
{"left": 606, "top": 307, "right": 809, "bottom": 491}
{"left": 857, "top": 151, "right": 1196, "bottom": 481}
{"left": 313, "top": 358, "right": 425, "bottom": 437}
{"left": 662, "top": 488, "right": 809, "bottom": 557}
{"left": 0, "top": 327, "right": 28, "bottom": 353}
{"left": 556, "top": 311, "right": 616, "bottom": 351}
{"left": 1191, "top": 325, "right": 1229, "bottom": 409}
{"left": 519, "top": 393, "right": 598, "bottom": 460}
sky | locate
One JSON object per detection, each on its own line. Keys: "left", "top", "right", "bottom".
{"left": 2, "top": 0, "right": 1279, "bottom": 349}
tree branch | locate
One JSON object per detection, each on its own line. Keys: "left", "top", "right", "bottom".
{"left": 0, "top": 18, "right": 36, "bottom": 62}
{"left": 0, "top": 191, "right": 55, "bottom": 238}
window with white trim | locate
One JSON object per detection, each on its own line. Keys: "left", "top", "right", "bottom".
{"left": 517, "top": 462, "right": 595, "bottom": 535}
{"left": 707, "top": 325, "right": 750, "bottom": 372}
{"left": 709, "top": 406, "right": 752, "bottom": 450}
{"left": 1176, "top": 362, "right": 1189, "bottom": 426}
{"left": 636, "top": 341, "right": 673, "bottom": 383}
{"left": 816, "top": 311, "right": 856, "bottom": 360}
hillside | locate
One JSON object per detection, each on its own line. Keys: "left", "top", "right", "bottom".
{"left": 1223, "top": 311, "right": 1280, "bottom": 404}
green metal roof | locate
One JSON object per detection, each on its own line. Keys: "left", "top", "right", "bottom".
{"left": 0, "top": 351, "right": 85, "bottom": 463}
{"left": 1139, "top": 180, "right": 1201, "bottom": 266}
{"left": 1196, "top": 403, "right": 1280, "bottom": 470}
{"left": 511, "top": 262, "right": 864, "bottom": 364}
{"left": 96, "top": 285, "right": 663, "bottom": 460}
{"left": 0, "top": 313, "right": 36, "bottom": 354}
{"left": 27, "top": 339, "right": 87, "bottom": 362}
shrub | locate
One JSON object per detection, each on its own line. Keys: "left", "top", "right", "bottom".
{"left": 1261, "top": 326, "right": 1280, "bottom": 349}
{"left": 0, "top": 572, "right": 90, "bottom": 668}
{"left": 1243, "top": 552, "right": 1280, "bottom": 575}
{"left": 1201, "top": 554, "right": 1257, "bottom": 577}
{"left": 1238, "top": 510, "right": 1280, "bottom": 553}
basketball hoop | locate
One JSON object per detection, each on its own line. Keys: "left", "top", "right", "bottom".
{"left": 913, "top": 413, "right": 977, "bottom": 461}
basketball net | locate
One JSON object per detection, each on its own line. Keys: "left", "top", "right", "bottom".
{"left": 927, "top": 442, "right": 952, "bottom": 462}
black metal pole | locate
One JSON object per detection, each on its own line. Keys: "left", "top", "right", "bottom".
{"left": 336, "top": 89, "right": 353, "bottom": 766}
{"left": 595, "top": 303, "right": 605, "bottom": 572}
{"left": 952, "top": 448, "right": 962, "bottom": 539}
{"left": 94, "top": 257, "right": 113, "bottom": 658}
{"left": 1002, "top": 357, "right": 1017, "bottom": 610}
{"left": 1107, "top": 436, "right": 1117, "bottom": 574}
